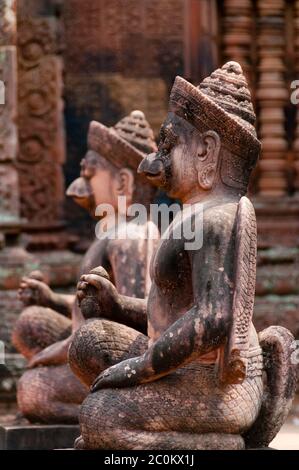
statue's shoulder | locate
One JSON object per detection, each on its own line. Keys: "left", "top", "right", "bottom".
{"left": 204, "top": 196, "right": 255, "bottom": 234}
{"left": 203, "top": 200, "right": 239, "bottom": 238}
{"left": 81, "top": 237, "right": 108, "bottom": 271}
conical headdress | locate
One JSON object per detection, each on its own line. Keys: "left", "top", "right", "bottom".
{"left": 87, "top": 110, "right": 157, "bottom": 173}
{"left": 169, "top": 61, "right": 261, "bottom": 162}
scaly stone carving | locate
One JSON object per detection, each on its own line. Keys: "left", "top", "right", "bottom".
{"left": 69, "top": 62, "right": 297, "bottom": 450}
{"left": 17, "top": 17, "right": 65, "bottom": 228}
{"left": 12, "top": 111, "right": 159, "bottom": 423}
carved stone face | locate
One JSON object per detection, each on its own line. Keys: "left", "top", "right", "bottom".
{"left": 138, "top": 113, "right": 221, "bottom": 202}
{"left": 66, "top": 150, "right": 135, "bottom": 217}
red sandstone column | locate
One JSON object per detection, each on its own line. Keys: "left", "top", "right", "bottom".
{"left": 0, "top": 0, "right": 35, "bottom": 393}
{"left": 16, "top": 16, "right": 66, "bottom": 246}
{"left": 256, "top": 0, "right": 288, "bottom": 197}
{"left": 222, "top": 0, "right": 254, "bottom": 87}
{"left": 0, "top": 0, "right": 22, "bottom": 242}
{"left": 184, "top": 0, "right": 218, "bottom": 83}
{"left": 292, "top": 0, "right": 299, "bottom": 194}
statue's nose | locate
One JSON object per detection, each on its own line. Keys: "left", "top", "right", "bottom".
{"left": 138, "top": 153, "right": 163, "bottom": 176}
{"left": 66, "top": 177, "right": 93, "bottom": 199}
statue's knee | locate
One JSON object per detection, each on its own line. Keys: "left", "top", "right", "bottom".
{"left": 17, "top": 369, "right": 48, "bottom": 420}
{"left": 12, "top": 306, "right": 46, "bottom": 358}
{"left": 68, "top": 325, "right": 88, "bottom": 372}
{"left": 69, "top": 320, "right": 111, "bottom": 386}
{"left": 17, "top": 367, "right": 81, "bottom": 424}
{"left": 69, "top": 319, "right": 143, "bottom": 386}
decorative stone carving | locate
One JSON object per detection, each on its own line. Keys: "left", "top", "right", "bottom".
{"left": 0, "top": 0, "right": 36, "bottom": 406}
{"left": 69, "top": 63, "right": 297, "bottom": 450}
{"left": 17, "top": 17, "right": 65, "bottom": 229}
{"left": 256, "top": 0, "right": 288, "bottom": 196}
{"left": 12, "top": 111, "right": 159, "bottom": 424}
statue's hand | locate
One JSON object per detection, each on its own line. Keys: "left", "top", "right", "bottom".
{"left": 18, "top": 277, "right": 53, "bottom": 308}
{"left": 77, "top": 270, "right": 121, "bottom": 320}
{"left": 27, "top": 337, "right": 71, "bottom": 368}
{"left": 91, "top": 356, "right": 149, "bottom": 392}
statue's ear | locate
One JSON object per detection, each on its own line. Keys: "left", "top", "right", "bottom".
{"left": 115, "top": 168, "right": 135, "bottom": 199}
{"left": 196, "top": 130, "right": 221, "bottom": 190}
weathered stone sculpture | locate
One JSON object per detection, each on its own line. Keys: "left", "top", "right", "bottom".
{"left": 69, "top": 62, "right": 297, "bottom": 450}
{"left": 12, "top": 110, "right": 159, "bottom": 423}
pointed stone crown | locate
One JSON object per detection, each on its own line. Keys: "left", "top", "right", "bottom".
{"left": 199, "top": 62, "right": 256, "bottom": 134}
{"left": 169, "top": 61, "right": 261, "bottom": 162}
{"left": 114, "top": 110, "right": 157, "bottom": 155}
{"left": 87, "top": 111, "right": 157, "bottom": 176}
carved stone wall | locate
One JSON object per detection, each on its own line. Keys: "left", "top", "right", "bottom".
{"left": 62, "top": 0, "right": 185, "bottom": 232}
{"left": 61, "top": 0, "right": 219, "bottom": 233}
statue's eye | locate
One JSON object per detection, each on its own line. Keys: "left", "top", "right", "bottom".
{"left": 158, "top": 127, "right": 178, "bottom": 153}
{"left": 159, "top": 126, "right": 165, "bottom": 142}
{"left": 163, "top": 131, "right": 178, "bottom": 150}
{"left": 160, "top": 138, "right": 172, "bottom": 152}
{"left": 85, "top": 167, "right": 96, "bottom": 179}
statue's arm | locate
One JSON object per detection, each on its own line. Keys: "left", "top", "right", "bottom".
{"left": 27, "top": 335, "right": 72, "bottom": 368}
{"left": 77, "top": 270, "right": 148, "bottom": 333}
{"left": 18, "top": 276, "right": 74, "bottom": 317}
{"left": 116, "top": 295, "right": 147, "bottom": 334}
{"left": 47, "top": 292, "right": 75, "bottom": 317}
{"left": 27, "top": 300, "right": 84, "bottom": 368}
{"left": 91, "top": 296, "right": 230, "bottom": 391}
{"left": 91, "top": 212, "right": 235, "bottom": 391}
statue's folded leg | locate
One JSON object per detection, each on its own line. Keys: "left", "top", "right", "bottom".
{"left": 77, "top": 359, "right": 263, "bottom": 450}
{"left": 12, "top": 306, "right": 72, "bottom": 359}
{"left": 17, "top": 364, "right": 88, "bottom": 424}
{"left": 69, "top": 319, "right": 149, "bottom": 387}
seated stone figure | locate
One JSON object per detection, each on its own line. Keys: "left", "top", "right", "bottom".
{"left": 12, "top": 110, "right": 159, "bottom": 423}
{"left": 69, "top": 62, "right": 297, "bottom": 450}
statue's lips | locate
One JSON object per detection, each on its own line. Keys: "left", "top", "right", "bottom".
{"left": 143, "top": 170, "right": 162, "bottom": 179}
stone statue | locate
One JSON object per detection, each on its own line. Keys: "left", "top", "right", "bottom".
{"left": 69, "top": 62, "right": 297, "bottom": 450}
{"left": 12, "top": 110, "right": 159, "bottom": 423}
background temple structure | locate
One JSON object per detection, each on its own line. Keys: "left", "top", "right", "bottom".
{"left": 0, "top": 0, "right": 299, "bottom": 415}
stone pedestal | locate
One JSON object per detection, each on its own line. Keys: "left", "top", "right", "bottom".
{"left": 0, "top": 423, "right": 79, "bottom": 450}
